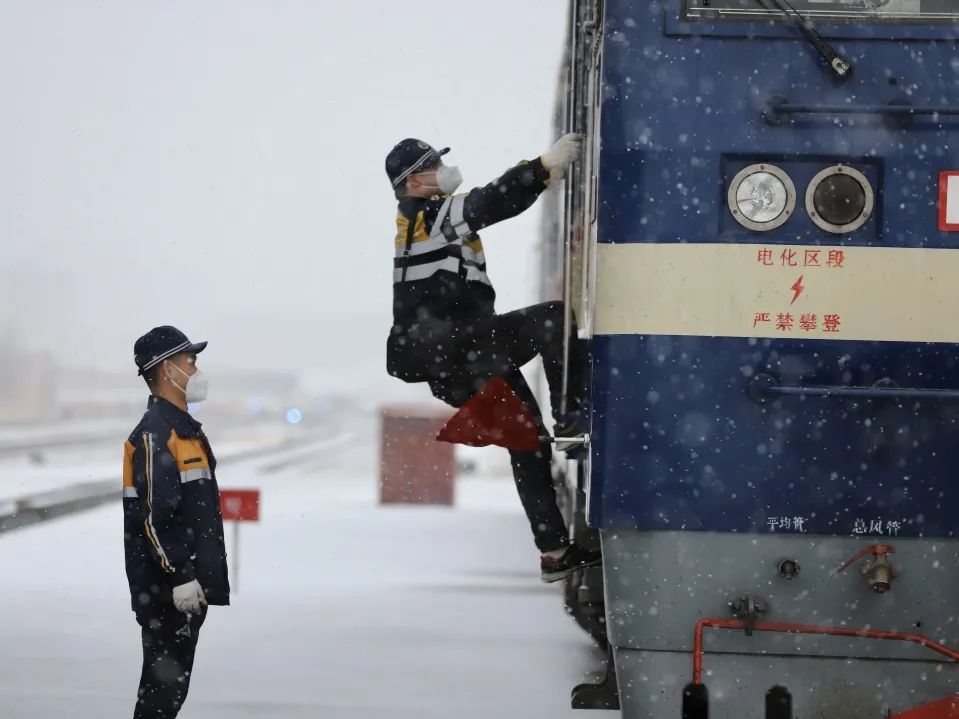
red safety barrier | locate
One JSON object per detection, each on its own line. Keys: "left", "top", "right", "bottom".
{"left": 380, "top": 405, "right": 456, "bottom": 505}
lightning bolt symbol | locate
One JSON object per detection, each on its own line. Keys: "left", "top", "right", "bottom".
{"left": 790, "top": 275, "right": 805, "bottom": 305}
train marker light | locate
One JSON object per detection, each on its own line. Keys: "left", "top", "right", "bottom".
{"left": 938, "top": 171, "right": 959, "bottom": 231}
{"left": 728, "top": 163, "right": 796, "bottom": 231}
{"left": 806, "top": 165, "right": 874, "bottom": 234}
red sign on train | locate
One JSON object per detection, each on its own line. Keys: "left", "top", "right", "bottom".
{"left": 938, "top": 171, "right": 959, "bottom": 231}
{"left": 219, "top": 489, "right": 260, "bottom": 522}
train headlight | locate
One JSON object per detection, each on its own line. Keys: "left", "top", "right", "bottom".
{"left": 806, "top": 165, "right": 874, "bottom": 234}
{"left": 727, "top": 164, "right": 796, "bottom": 231}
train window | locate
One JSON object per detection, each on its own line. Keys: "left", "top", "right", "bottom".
{"left": 683, "top": 0, "right": 959, "bottom": 23}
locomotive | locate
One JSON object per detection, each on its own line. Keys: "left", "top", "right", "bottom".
{"left": 542, "top": 1, "right": 959, "bottom": 716}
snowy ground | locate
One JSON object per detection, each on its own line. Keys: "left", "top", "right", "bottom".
{"left": 0, "top": 410, "right": 608, "bottom": 718}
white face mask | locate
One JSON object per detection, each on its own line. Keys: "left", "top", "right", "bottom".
{"left": 435, "top": 165, "right": 463, "bottom": 194}
{"left": 169, "top": 362, "right": 209, "bottom": 403}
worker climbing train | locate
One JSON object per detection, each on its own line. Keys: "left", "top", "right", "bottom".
{"left": 383, "top": 133, "right": 601, "bottom": 583}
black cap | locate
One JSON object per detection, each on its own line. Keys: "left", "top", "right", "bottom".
{"left": 385, "top": 138, "right": 450, "bottom": 188}
{"left": 134, "top": 326, "right": 207, "bottom": 376}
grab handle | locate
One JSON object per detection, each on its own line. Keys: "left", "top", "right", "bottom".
{"left": 748, "top": 373, "right": 959, "bottom": 403}
{"left": 763, "top": 96, "right": 959, "bottom": 126}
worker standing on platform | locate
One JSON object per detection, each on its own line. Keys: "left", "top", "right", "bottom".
{"left": 123, "top": 325, "right": 230, "bottom": 718}
{"left": 384, "top": 135, "right": 600, "bottom": 583}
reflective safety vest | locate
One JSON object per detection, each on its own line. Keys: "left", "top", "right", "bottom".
{"left": 393, "top": 195, "right": 493, "bottom": 288}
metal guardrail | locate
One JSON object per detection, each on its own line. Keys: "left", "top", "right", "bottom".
{"left": 0, "top": 432, "right": 343, "bottom": 535}
{"left": 0, "top": 432, "right": 119, "bottom": 458}
{"left": 0, "top": 480, "right": 118, "bottom": 533}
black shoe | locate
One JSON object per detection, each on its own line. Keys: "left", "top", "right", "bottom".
{"left": 540, "top": 544, "right": 602, "bottom": 583}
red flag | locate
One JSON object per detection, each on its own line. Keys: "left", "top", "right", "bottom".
{"left": 436, "top": 377, "right": 541, "bottom": 451}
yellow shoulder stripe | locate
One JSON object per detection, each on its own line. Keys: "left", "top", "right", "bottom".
{"left": 167, "top": 430, "right": 210, "bottom": 472}
{"left": 122, "top": 440, "right": 135, "bottom": 488}
{"left": 394, "top": 211, "right": 430, "bottom": 246}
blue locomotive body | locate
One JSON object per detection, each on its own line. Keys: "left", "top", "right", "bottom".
{"left": 591, "top": 0, "right": 959, "bottom": 537}
{"left": 551, "top": 1, "right": 959, "bottom": 715}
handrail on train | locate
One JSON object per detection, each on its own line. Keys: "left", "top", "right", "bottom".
{"left": 558, "top": 0, "right": 579, "bottom": 419}
{"left": 764, "top": 96, "right": 959, "bottom": 124}
{"left": 692, "top": 618, "right": 959, "bottom": 685}
{"left": 559, "top": 0, "right": 599, "bottom": 419}
{"left": 748, "top": 373, "right": 959, "bottom": 403}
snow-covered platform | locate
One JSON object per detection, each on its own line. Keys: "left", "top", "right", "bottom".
{"left": 0, "top": 419, "right": 607, "bottom": 718}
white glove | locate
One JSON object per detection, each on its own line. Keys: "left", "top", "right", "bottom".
{"left": 541, "top": 132, "right": 583, "bottom": 180}
{"left": 172, "top": 580, "right": 207, "bottom": 615}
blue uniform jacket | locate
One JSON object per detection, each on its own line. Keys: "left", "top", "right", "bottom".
{"left": 122, "top": 396, "right": 230, "bottom": 614}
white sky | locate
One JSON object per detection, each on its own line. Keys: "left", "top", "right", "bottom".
{"left": 0, "top": 1, "right": 567, "bottom": 379}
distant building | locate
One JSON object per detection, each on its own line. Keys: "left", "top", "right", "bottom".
{"left": 0, "top": 327, "right": 57, "bottom": 423}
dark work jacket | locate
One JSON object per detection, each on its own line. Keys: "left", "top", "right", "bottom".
{"left": 387, "top": 156, "right": 552, "bottom": 384}
{"left": 122, "top": 396, "right": 230, "bottom": 614}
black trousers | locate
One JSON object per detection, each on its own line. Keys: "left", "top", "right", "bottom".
{"left": 133, "top": 605, "right": 207, "bottom": 719}
{"left": 429, "top": 301, "right": 584, "bottom": 552}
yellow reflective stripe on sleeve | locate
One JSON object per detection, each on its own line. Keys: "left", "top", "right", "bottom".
{"left": 142, "top": 432, "right": 173, "bottom": 573}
